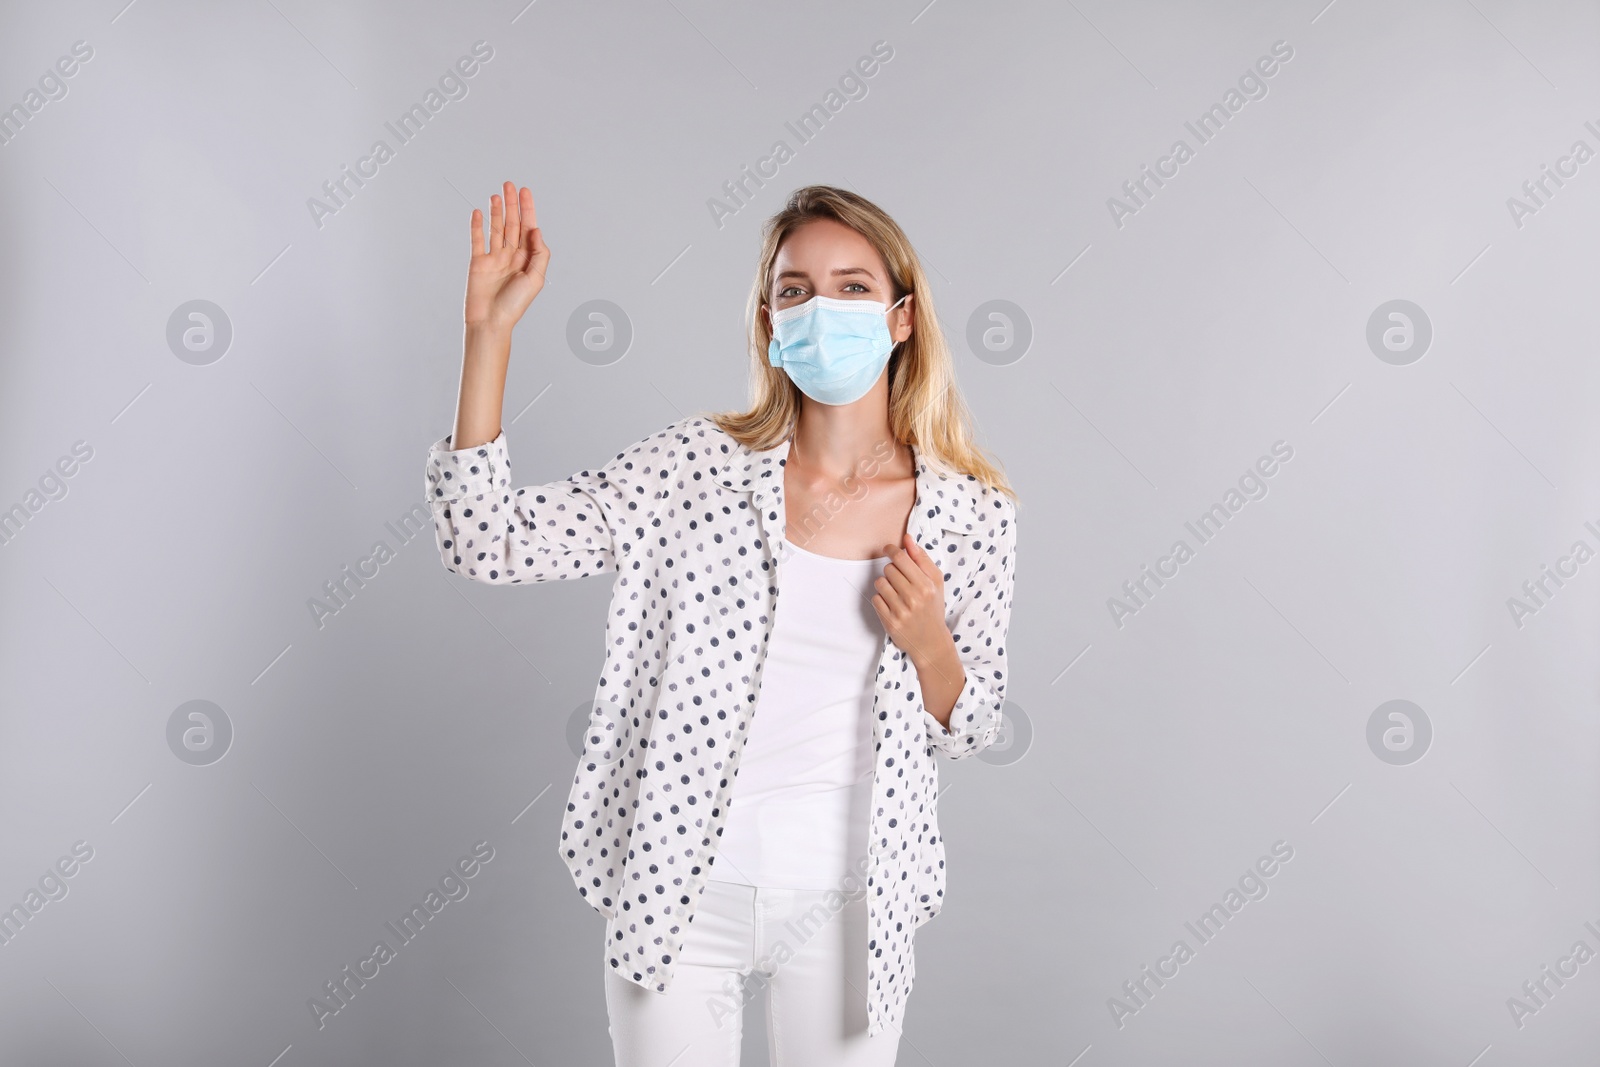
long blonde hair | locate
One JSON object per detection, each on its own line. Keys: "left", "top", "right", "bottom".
{"left": 703, "top": 185, "right": 1016, "bottom": 502}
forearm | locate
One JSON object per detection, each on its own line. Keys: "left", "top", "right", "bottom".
{"left": 911, "top": 633, "right": 966, "bottom": 731}
{"left": 451, "top": 324, "right": 512, "bottom": 450}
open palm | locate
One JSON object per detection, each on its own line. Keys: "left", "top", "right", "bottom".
{"left": 464, "top": 181, "right": 550, "bottom": 329}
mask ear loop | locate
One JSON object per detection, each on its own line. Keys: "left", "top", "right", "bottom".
{"left": 887, "top": 292, "right": 911, "bottom": 351}
{"left": 886, "top": 293, "right": 910, "bottom": 410}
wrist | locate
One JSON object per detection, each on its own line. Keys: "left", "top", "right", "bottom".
{"left": 909, "top": 631, "right": 961, "bottom": 674}
{"left": 462, "top": 323, "right": 514, "bottom": 366}
{"left": 463, "top": 319, "right": 515, "bottom": 343}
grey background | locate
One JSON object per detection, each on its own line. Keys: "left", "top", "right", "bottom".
{"left": 2, "top": 0, "right": 1597, "bottom": 1064}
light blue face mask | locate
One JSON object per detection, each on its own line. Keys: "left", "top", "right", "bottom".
{"left": 766, "top": 293, "right": 910, "bottom": 406}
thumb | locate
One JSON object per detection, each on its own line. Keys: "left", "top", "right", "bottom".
{"left": 904, "top": 533, "right": 939, "bottom": 578}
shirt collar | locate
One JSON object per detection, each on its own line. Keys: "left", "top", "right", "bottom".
{"left": 709, "top": 430, "right": 987, "bottom": 543}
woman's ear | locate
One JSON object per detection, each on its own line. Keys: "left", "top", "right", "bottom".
{"left": 892, "top": 293, "right": 914, "bottom": 344}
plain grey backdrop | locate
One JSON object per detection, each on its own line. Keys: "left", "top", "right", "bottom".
{"left": 2, "top": 0, "right": 1598, "bottom": 1064}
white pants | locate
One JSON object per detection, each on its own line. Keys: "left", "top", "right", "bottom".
{"left": 604, "top": 877, "right": 903, "bottom": 1067}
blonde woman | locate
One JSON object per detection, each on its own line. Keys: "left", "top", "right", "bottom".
{"left": 426, "top": 181, "right": 1019, "bottom": 1067}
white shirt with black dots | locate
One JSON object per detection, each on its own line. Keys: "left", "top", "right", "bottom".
{"left": 423, "top": 415, "right": 1019, "bottom": 1038}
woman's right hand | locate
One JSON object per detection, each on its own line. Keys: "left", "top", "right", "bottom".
{"left": 464, "top": 181, "right": 550, "bottom": 331}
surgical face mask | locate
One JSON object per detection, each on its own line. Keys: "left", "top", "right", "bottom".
{"left": 765, "top": 293, "right": 910, "bottom": 406}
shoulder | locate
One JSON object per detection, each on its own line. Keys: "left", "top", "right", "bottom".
{"left": 975, "top": 481, "right": 1018, "bottom": 543}
{"left": 587, "top": 417, "right": 737, "bottom": 487}
{"left": 599, "top": 416, "right": 721, "bottom": 463}
{"left": 667, "top": 415, "right": 735, "bottom": 448}
{"left": 661, "top": 416, "right": 744, "bottom": 475}
{"left": 630, "top": 415, "right": 732, "bottom": 449}
{"left": 936, "top": 463, "right": 1015, "bottom": 537}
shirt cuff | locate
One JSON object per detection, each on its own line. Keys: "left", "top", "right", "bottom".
{"left": 922, "top": 670, "right": 1003, "bottom": 759}
{"left": 426, "top": 430, "right": 507, "bottom": 505}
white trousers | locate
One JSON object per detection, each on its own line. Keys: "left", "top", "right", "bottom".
{"left": 604, "top": 877, "right": 903, "bottom": 1067}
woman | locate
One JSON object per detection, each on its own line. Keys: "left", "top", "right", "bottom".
{"left": 425, "top": 181, "right": 1019, "bottom": 1066}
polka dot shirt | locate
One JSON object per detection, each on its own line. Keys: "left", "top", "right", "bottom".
{"left": 423, "top": 415, "right": 1018, "bottom": 1038}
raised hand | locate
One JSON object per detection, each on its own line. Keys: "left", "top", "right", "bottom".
{"left": 464, "top": 181, "right": 550, "bottom": 330}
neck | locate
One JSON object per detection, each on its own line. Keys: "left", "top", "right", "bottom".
{"left": 788, "top": 399, "right": 907, "bottom": 482}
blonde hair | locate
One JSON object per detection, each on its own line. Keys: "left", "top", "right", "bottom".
{"left": 703, "top": 185, "right": 1016, "bottom": 502}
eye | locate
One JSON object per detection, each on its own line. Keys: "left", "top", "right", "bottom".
{"left": 777, "top": 285, "right": 805, "bottom": 298}
{"left": 842, "top": 281, "right": 869, "bottom": 293}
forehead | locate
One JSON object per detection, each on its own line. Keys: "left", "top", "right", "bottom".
{"left": 771, "top": 217, "right": 887, "bottom": 279}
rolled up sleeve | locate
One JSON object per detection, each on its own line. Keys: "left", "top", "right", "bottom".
{"left": 424, "top": 422, "right": 678, "bottom": 585}
{"left": 922, "top": 501, "right": 1018, "bottom": 759}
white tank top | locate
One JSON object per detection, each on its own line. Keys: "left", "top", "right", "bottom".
{"left": 710, "top": 542, "right": 890, "bottom": 890}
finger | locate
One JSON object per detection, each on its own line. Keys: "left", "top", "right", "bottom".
{"left": 523, "top": 227, "right": 549, "bottom": 281}
{"left": 517, "top": 188, "right": 539, "bottom": 268}
{"left": 522, "top": 186, "right": 538, "bottom": 232}
{"left": 528, "top": 225, "right": 553, "bottom": 271}
{"left": 876, "top": 549, "right": 903, "bottom": 582}
{"left": 871, "top": 591, "right": 892, "bottom": 624}
{"left": 879, "top": 560, "right": 919, "bottom": 601}
{"left": 514, "top": 190, "right": 535, "bottom": 265}
{"left": 488, "top": 193, "right": 503, "bottom": 253}
{"left": 519, "top": 186, "right": 535, "bottom": 238}
{"left": 904, "top": 534, "right": 943, "bottom": 581}
{"left": 875, "top": 570, "right": 912, "bottom": 613}
{"left": 881, "top": 545, "right": 917, "bottom": 582}
{"left": 502, "top": 180, "right": 519, "bottom": 250}
{"left": 470, "top": 208, "right": 484, "bottom": 257}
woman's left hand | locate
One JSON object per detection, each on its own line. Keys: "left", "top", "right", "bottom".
{"left": 872, "top": 533, "right": 953, "bottom": 664}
